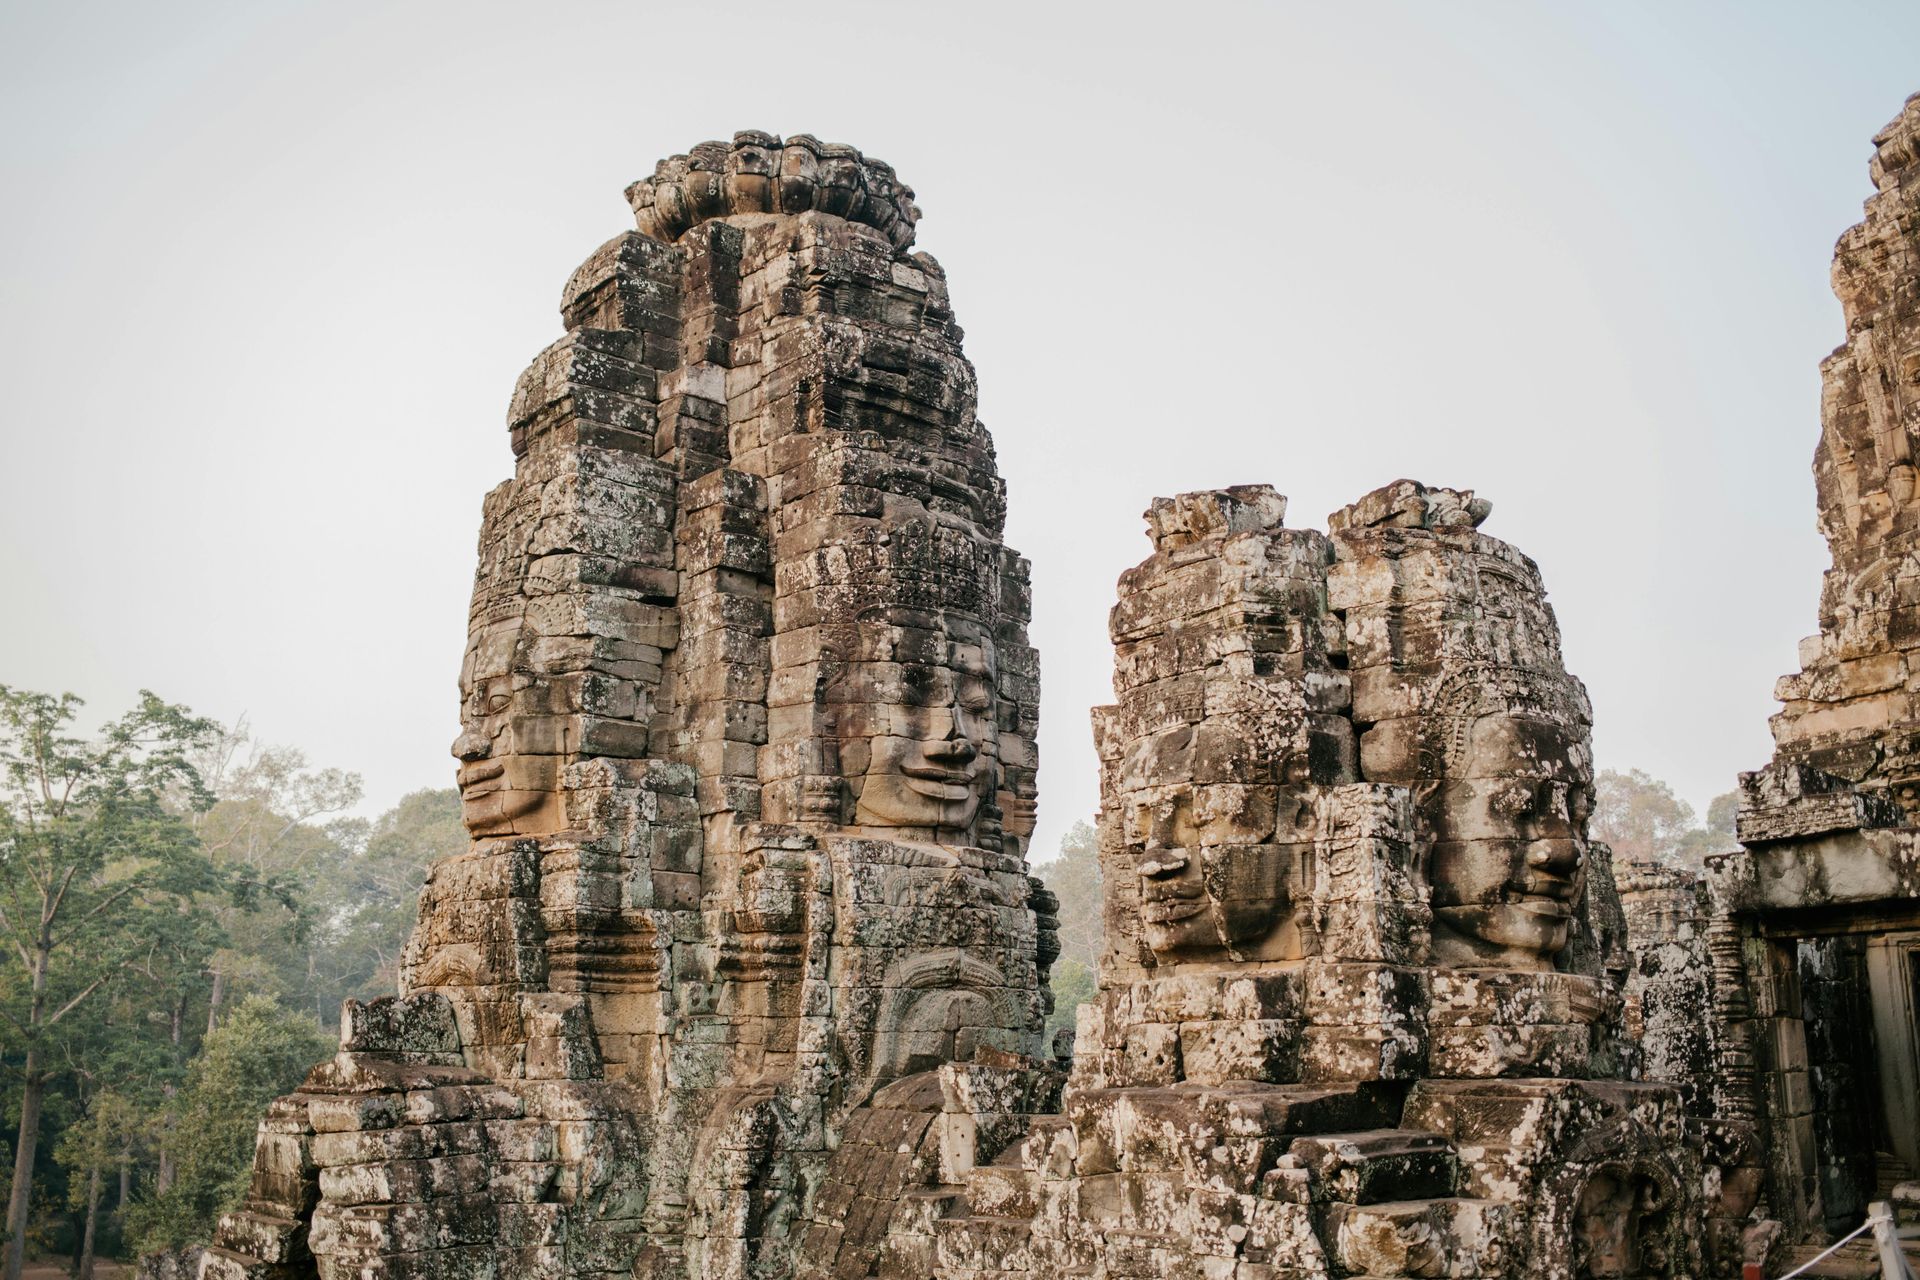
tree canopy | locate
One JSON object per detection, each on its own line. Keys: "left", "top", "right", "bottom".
{"left": 1592, "top": 768, "right": 1738, "bottom": 873}
{"left": 0, "top": 687, "right": 459, "bottom": 1278}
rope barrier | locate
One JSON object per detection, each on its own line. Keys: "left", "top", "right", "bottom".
{"left": 1771, "top": 1210, "right": 1885, "bottom": 1280}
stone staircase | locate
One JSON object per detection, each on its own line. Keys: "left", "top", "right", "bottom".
{"left": 1286, "top": 1128, "right": 1515, "bottom": 1279}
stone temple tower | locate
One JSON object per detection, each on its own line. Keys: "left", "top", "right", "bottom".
{"left": 787, "top": 483, "right": 1706, "bottom": 1280}
{"left": 201, "top": 134, "right": 1054, "bottom": 1280}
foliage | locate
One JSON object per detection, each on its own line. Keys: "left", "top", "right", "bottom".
{"left": 1592, "top": 768, "right": 1696, "bottom": 865}
{"left": 54, "top": 1093, "right": 141, "bottom": 1211}
{"left": 0, "top": 686, "right": 227, "bottom": 1280}
{"left": 1672, "top": 788, "right": 1741, "bottom": 866}
{"left": 1592, "top": 768, "right": 1739, "bottom": 874}
{"left": 1036, "top": 821, "right": 1103, "bottom": 1044}
{"left": 1045, "top": 959, "right": 1096, "bottom": 1042}
{"left": 124, "top": 997, "right": 329, "bottom": 1253}
{"left": 1036, "top": 820, "right": 1101, "bottom": 970}
{"left": 187, "top": 724, "right": 364, "bottom": 1028}
{"left": 307, "top": 788, "right": 457, "bottom": 1010}
{"left": 0, "top": 686, "right": 456, "bottom": 1271}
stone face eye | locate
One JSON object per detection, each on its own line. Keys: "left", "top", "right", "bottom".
{"left": 958, "top": 678, "right": 992, "bottom": 713}
{"left": 1491, "top": 783, "right": 1536, "bottom": 818}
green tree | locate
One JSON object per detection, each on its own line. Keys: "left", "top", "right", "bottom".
{"left": 304, "top": 788, "right": 459, "bottom": 1014}
{"left": 1593, "top": 769, "right": 1740, "bottom": 875}
{"left": 0, "top": 688, "right": 223, "bottom": 1280}
{"left": 1044, "top": 959, "right": 1096, "bottom": 1043}
{"left": 125, "top": 996, "right": 328, "bottom": 1254}
{"left": 1036, "top": 820, "right": 1101, "bottom": 969}
{"left": 55, "top": 1093, "right": 141, "bottom": 1280}
{"left": 1674, "top": 788, "right": 1741, "bottom": 871}
{"left": 1036, "top": 821, "right": 1103, "bottom": 1045}
{"left": 188, "top": 725, "right": 362, "bottom": 1032}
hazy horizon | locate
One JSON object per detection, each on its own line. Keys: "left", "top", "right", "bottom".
{"left": 5, "top": 0, "right": 1919, "bottom": 858}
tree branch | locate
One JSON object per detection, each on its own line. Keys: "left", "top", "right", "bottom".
{"left": 43, "top": 861, "right": 81, "bottom": 927}
{"left": 41, "top": 974, "right": 108, "bottom": 1029}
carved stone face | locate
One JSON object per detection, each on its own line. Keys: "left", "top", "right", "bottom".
{"left": 1125, "top": 784, "right": 1297, "bottom": 965}
{"left": 834, "top": 621, "right": 997, "bottom": 840}
{"left": 1424, "top": 713, "right": 1590, "bottom": 969}
{"left": 450, "top": 620, "right": 570, "bottom": 837}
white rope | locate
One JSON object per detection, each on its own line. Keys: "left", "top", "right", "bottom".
{"left": 1772, "top": 1210, "right": 1887, "bottom": 1280}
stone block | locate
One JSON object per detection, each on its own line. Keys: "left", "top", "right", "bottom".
{"left": 1426, "top": 1023, "right": 1593, "bottom": 1079}
{"left": 1427, "top": 970, "right": 1609, "bottom": 1028}
{"left": 1113, "top": 1022, "right": 1181, "bottom": 1086}
{"left": 1298, "top": 1026, "right": 1426, "bottom": 1083}
{"left": 307, "top": 1093, "right": 403, "bottom": 1134}
{"left": 1177, "top": 1019, "right": 1300, "bottom": 1085}
{"left": 1284, "top": 1130, "right": 1459, "bottom": 1205}
{"left": 214, "top": 1211, "right": 309, "bottom": 1266}
{"left": 1327, "top": 1197, "right": 1514, "bottom": 1278}
{"left": 309, "top": 1121, "right": 486, "bottom": 1167}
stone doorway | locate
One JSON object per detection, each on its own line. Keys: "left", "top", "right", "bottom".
{"left": 1793, "top": 930, "right": 1920, "bottom": 1235}
{"left": 1866, "top": 932, "right": 1920, "bottom": 1189}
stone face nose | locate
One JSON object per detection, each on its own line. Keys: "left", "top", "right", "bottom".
{"left": 451, "top": 728, "right": 490, "bottom": 761}
{"left": 1144, "top": 805, "right": 1180, "bottom": 854}
{"left": 1524, "top": 839, "right": 1583, "bottom": 881}
{"left": 928, "top": 730, "right": 976, "bottom": 763}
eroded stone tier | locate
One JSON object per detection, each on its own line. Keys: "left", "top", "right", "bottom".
{"left": 1760, "top": 93, "right": 1920, "bottom": 824}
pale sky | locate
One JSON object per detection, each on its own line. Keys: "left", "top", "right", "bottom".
{"left": 4, "top": 0, "right": 1918, "bottom": 863}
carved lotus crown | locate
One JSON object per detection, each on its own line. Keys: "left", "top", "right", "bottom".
{"left": 625, "top": 131, "right": 921, "bottom": 248}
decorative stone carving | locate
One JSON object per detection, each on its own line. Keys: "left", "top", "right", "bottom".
{"left": 1328, "top": 483, "right": 1595, "bottom": 971}
{"left": 191, "top": 112, "right": 1828, "bottom": 1278}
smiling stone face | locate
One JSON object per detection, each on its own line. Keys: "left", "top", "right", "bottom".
{"left": 1421, "top": 712, "right": 1592, "bottom": 969}
{"left": 826, "top": 611, "right": 1000, "bottom": 843}
{"left": 450, "top": 615, "right": 573, "bottom": 838}
{"left": 851, "top": 639, "right": 996, "bottom": 834}
{"left": 1330, "top": 491, "right": 1599, "bottom": 974}
{"left": 1122, "top": 780, "right": 1302, "bottom": 966}
{"left": 438, "top": 438, "right": 672, "bottom": 842}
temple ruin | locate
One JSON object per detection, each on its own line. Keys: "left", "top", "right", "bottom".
{"left": 1692, "top": 91, "right": 1920, "bottom": 1266}
{"left": 192, "top": 100, "right": 1920, "bottom": 1280}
